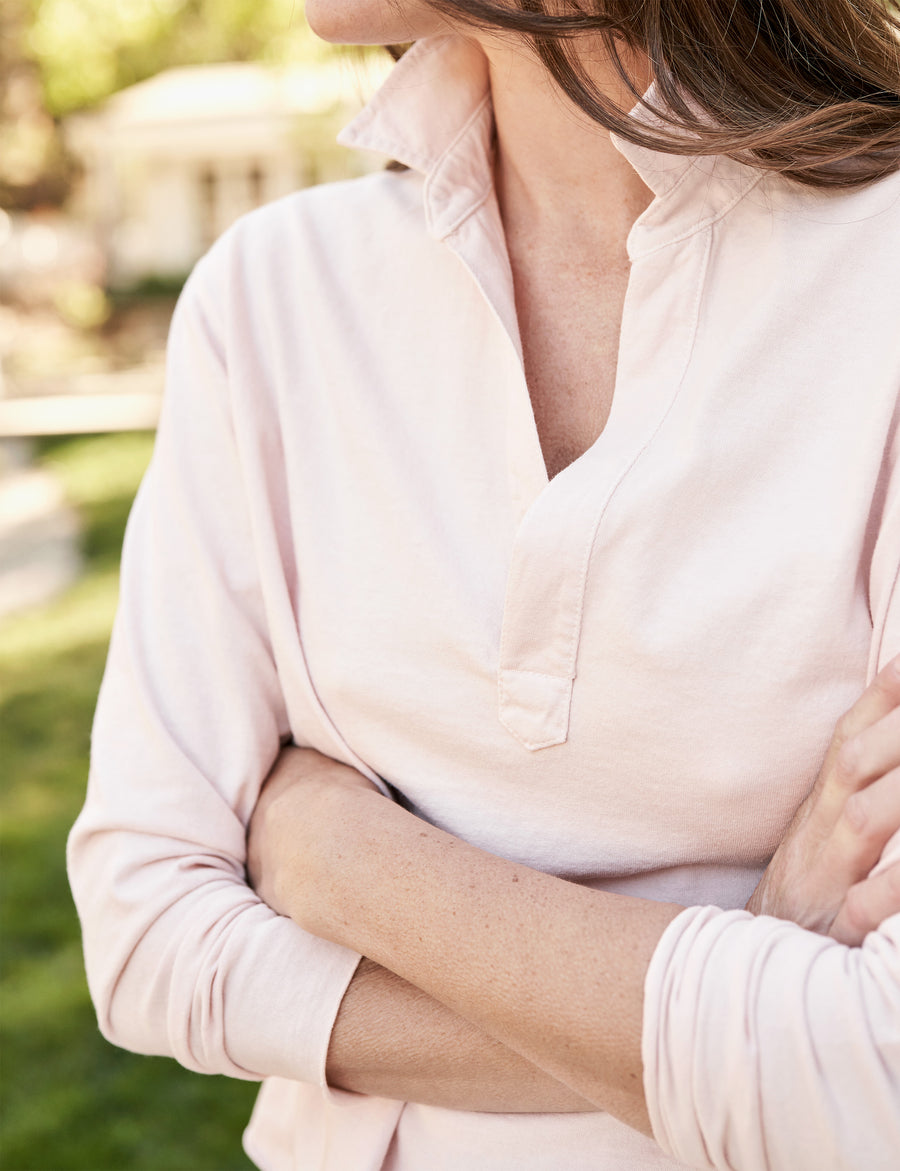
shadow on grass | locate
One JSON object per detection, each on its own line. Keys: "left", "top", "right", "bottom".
{"left": 0, "top": 433, "right": 257, "bottom": 1171}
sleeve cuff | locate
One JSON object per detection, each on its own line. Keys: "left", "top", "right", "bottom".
{"left": 220, "top": 909, "right": 363, "bottom": 1087}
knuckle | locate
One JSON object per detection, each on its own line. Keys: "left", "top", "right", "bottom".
{"left": 843, "top": 882, "right": 870, "bottom": 932}
{"left": 832, "top": 710, "right": 857, "bottom": 747}
{"left": 885, "top": 866, "right": 900, "bottom": 899}
{"left": 873, "top": 658, "right": 900, "bottom": 699}
{"left": 842, "top": 790, "right": 875, "bottom": 840}
{"left": 880, "top": 655, "right": 900, "bottom": 688}
{"left": 834, "top": 736, "right": 864, "bottom": 788}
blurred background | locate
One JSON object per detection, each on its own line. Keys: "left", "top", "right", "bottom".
{"left": 0, "top": 4, "right": 389, "bottom": 1166}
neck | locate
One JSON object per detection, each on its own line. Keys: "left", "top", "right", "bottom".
{"left": 476, "top": 35, "right": 654, "bottom": 249}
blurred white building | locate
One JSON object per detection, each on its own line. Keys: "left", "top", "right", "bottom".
{"left": 65, "top": 56, "right": 390, "bottom": 288}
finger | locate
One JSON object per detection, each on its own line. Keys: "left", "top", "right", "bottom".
{"left": 831, "top": 765, "right": 900, "bottom": 885}
{"left": 829, "top": 862, "right": 900, "bottom": 946}
{"left": 840, "top": 705, "right": 900, "bottom": 789}
{"left": 828, "top": 654, "right": 900, "bottom": 754}
{"left": 816, "top": 656, "right": 900, "bottom": 817}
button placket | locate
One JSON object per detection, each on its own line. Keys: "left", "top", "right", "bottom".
{"left": 497, "top": 228, "right": 713, "bottom": 750}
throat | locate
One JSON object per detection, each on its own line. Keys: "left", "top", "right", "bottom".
{"left": 514, "top": 252, "right": 631, "bottom": 480}
{"left": 526, "top": 358, "right": 619, "bottom": 481}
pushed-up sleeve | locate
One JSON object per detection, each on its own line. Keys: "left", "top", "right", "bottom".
{"left": 66, "top": 248, "right": 362, "bottom": 1085}
{"left": 642, "top": 907, "right": 900, "bottom": 1171}
{"left": 642, "top": 421, "right": 900, "bottom": 1171}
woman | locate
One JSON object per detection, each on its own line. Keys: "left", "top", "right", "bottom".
{"left": 68, "top": 1, "right": 900, "bottom": 1168}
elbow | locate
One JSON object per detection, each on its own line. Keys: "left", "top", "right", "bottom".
{"left": 644, "top": 908, "right": 900, "bottom": 1171}
{"left": 68, "top": 820, "right": 257, "bottom": 1078}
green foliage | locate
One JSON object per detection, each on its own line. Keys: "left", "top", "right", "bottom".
{"left": 108, "top": 272, "right": 190, "bottom": 305}
{"left": 0, "top": 433, "right": 258, "bottom": 1171}
{"left": 24, "top": 0, "right": 333, "bottom": 117}
{"left": 1, "top": 0, "right": 353, "bottom": 208}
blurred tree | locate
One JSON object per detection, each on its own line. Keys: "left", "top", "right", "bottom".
{"left": 26, "top": 0, "right": 329, "bottom": 118}
{"left": 0, "top": 0, "right": 70, "bottom": 207}
{"left": 0, "top": 0, "right": 331, "bottom": 210}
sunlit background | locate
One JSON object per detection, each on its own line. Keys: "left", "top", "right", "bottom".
{"left": 0, "top": 4, "right": 390, "bottom": 1166}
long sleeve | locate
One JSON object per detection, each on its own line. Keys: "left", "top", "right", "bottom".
{"left": 641, "top": 409, "right": 900, "bottom": 1171}
{"left": 66, "top": 249, "right": 362, "bottom": 1085}
{"left": 643, "top": 906, "right": 900, "bottom": 1171}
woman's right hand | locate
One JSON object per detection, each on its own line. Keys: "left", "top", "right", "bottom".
{"left": 746, "top": 655, "right": 900, "bottom": 944}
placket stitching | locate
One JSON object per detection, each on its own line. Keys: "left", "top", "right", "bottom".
{"left": 497, "top": 225, "right": 715, "bottom": 749}
{"left": 565, "top": 227, "right": 714, "bottom": 675}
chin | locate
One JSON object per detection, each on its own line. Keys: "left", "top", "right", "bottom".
{"left": 305, "top": 0, "right": 447, "bottom": 45}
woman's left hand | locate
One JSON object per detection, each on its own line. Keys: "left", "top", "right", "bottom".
{"left": 828, "top": 857, "right": 900, "bottom": 943}
{"left": 246, "top": 744, "right": 383, "bottom": 916}
{"left": 746, "top": 656, "right": 900, "bottom": 942}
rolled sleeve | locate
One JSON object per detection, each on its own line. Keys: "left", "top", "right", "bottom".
{"left": 66, "top": 246, "right": 362, "bottom": 1086}
{"left": 642, "top": 905, "right": 900, "bottom": 1171}
{"left": 642, "top": 386, "right": 900, "bottom": 1171}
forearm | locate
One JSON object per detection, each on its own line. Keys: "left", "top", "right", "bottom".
{"left": 257, "top": 660, "right": 900, "bottom": 1126}
{"left": 328, "top": 957, "right": 596, "bottom": 1112}
{"left": 253, "top": 657, "right": 900, "bottom": 1141}
{"left": 276, "top": 784, "right": 682, "bottom": 1133}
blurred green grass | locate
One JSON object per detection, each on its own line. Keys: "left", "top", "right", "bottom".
{"left": 0, "top": 433, "right": 257, "bottom": 1171}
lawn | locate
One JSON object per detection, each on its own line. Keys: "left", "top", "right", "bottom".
{"left": 0, "top": 433, "right": 258, "bottom": 1171}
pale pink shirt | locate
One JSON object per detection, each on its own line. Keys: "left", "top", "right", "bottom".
{"left": 68, "top": 34, "right": 900, "bottom": 1171}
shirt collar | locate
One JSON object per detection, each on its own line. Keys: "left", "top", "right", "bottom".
{"left": 338, "top": 36, "right": 495, "bottom": 240}
{"left": 338, "top": 34, "right": 762, "bottom": 249}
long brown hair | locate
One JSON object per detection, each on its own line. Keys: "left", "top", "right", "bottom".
{"left": 420, "top": 0, "right": 900, "bottom": 188}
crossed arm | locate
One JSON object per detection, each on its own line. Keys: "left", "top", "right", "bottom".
{"left": 247, "top": 657, "right": 900, "bottom": 1130}
{"left": 67, "top": 258, "right": 900, "bottom": 1160}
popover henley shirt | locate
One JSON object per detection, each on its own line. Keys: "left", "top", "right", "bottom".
{"left": 68, "top": 33, "right": 900, "bottom": 1171}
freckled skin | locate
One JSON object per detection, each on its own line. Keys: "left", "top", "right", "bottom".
{"left": 242, "top": 3, "right": 900, "bottom": 1125}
